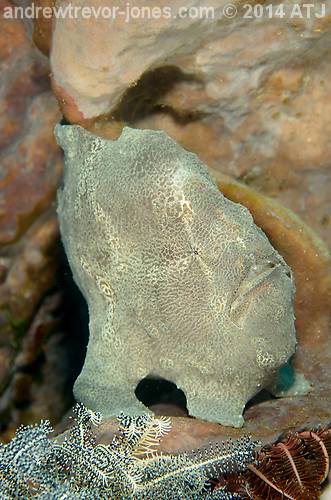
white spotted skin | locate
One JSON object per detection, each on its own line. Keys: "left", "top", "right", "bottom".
{"left": 55, "top": 125, "right": 296, "bottom": 427}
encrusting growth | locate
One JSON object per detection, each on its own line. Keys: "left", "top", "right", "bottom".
{"left": 0, "top": 403, "right": 258, "bottom": 499}
{"left": 212, "top": 426, "right": 331, "bottom": 499}
{"left": 1, "top": 403, "right": 330, "bottom": 499}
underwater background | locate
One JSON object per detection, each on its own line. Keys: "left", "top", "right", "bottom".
{"left": 0, "top": 0, "right": 331, "bottom": 498}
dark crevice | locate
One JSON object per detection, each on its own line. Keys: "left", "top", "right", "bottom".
{"left": 57, "top": 244, "right": 89, "bottom": 390}
{"left": 245, "top": 389, "right": 276, "bottom": 411}
{"left": 113, "top": 65, "right": 206, "bottom": 124}
{"left": 135, "top": 375, "right": 188, "bottom": 414}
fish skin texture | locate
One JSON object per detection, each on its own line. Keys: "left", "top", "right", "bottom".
{"left": 55, "top": 125, "right": 296, "bottom": 428}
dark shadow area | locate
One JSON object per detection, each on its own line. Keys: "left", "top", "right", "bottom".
{"left": 60, "top": 117, "right": 71, "bottom": 126}
{"left": 135, "top": 376, "right": 188, "bottom": 415}
{"left": 272, "top": 360, "right": 296, "bottom": 393}
{"left": 245, "top": 360, "right": 296, "bottom": 411}
{"left": 113, "top": 65, "right": 207, "bottom": 124}
{"left": 57, "top": 244, "right": 89, "bottom": 396}
{"left": 245, "top": 389, "right": 276, "bottom": 410}
{"left": 0, "top": 243, "right": 89, "bottom": 438}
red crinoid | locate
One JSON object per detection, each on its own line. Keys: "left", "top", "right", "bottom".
{"left": 213, "top": 425, "right": 331, "bottom": 499}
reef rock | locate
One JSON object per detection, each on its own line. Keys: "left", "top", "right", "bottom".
{"left": 49, "top": 0, "right": 331, "bottom": 248}
{"left": 55, "top": 125, "right": 296, "bottom": 427}
{"left": 0, "top": 0, "right": 70, "bottom": 437}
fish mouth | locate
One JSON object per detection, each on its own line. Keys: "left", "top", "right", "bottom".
{"left": 229, "top": 258, "right": 293, "bottom": 325}
{"left": 238, "top": 259, "right": 291, "bottom": 294}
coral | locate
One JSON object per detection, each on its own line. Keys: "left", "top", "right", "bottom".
{"left": 55, "top": 124, "right": 296, "bottom": 427}
{"left": 1, "top": 403, "right": 330, "bottom": 499}
{"left": 0, "top": 0, "right": 69, "bottom": 438}
{"left": 0, "top": 403, "right": 258, "bottom": 498}
{"left": 47, "top": 0, "right": 331, "bottom": 250}
{"left": 0, "top": 420, "right": 54, "bottom": 498}
{"left": 32, "top": 0, "right": 55, "bottom": 56}
{"left": 212, "top": 426, "right": 331, "bottom": 499}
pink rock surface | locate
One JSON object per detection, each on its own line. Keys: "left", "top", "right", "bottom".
{"left": 51, "top": 0, "right": 222, "bottom": 120}
{"left": 0, "top": 0, "right": 72, "bottom": 438}
{"left": 50, "top": 1, "right": 331, "bottom": 446}
{"left": 50, "top": 0, "right": 331, "bottom": 248}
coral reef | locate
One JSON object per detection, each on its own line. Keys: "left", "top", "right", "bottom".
{"left": 47, "top": 0, "right": 331, "bottom": 248}
{"left": 55, "top": 124, "right": 296, "bottom": 427}
{"left": 0, "top": 403, "right": 258, "bottom": 498}
{"left": 1, "top": 0, "right": 330, "bottom": 471}
{"left": 1, "top": 403, "right": 330, "bottom": 499}
{"left": 214, "top": 426, "right": 331, "bottom": 499}
{"left": 0, "top": 0, "right": 72, "bottom": 437}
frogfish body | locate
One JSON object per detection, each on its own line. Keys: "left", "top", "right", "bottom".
{"left": 55, "top": 125, "right": 296, "bottom": 427}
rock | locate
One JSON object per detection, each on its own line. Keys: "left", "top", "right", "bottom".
{"left": 0, "top": 1, "right": 71, "bottom": 437}
{"left": 32, "top": 0, "right": 54, "bottom": 55}
{"left": 50, "top": 2, "right": 331, "bottom": 437}
{"left": 50, "top": 0, "right": 222, "bottom": 121}
{"left": 49, "top": 0, "right": 331, "bottom": 248}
